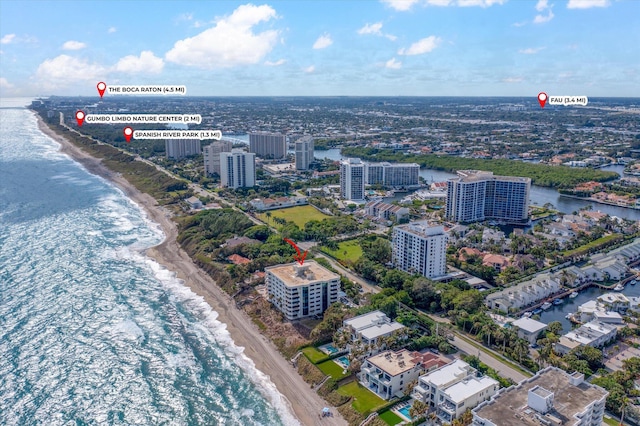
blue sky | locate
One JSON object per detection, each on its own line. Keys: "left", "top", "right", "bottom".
{"left": 0, "top": 0, "right": 638, "bottom": 97}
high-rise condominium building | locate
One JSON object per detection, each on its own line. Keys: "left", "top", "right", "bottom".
{"left": 266, "top": 261, "right": 340, "bottom": 320}
{"left": 219, "top": 151, "right": 255, "bottom": 189}
{"left": 165, "top": 139, "right": 201, "bottom": 159}
{"left": 203, "top": 140, "right": 233, "bottom": 176}
{"left": 392, "top": 221, "right": 447, "bottom": 278}
{"left": 446, "top": 170, "right": 530, "bottom": 224}
{"left": 249, "top": 132, "right": 286, "bottom": 159}
{"left": 295, "top": 136, "right": 314, "bottom": 170}
{"left": 340, "top": 158, "right": 366, "bottom": 201}
{"left": 366, "top": 162, "right": 420, "bottom": 188}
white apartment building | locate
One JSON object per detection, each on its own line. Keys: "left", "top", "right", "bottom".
{"left": 295, "top": 136, "right": 314, "bottom": 170}
{"left": 266, "top": 261, "right": 340, "bottom": 321}
{"left": 511, "top": 317, "right": 548, "bottom": 345}
{"left": 446, "top": 170, "right": 530, "bottom": 224}
{"left": 249, "top": 132, "right": 286, "bottom": 159}
{"left": 472, "top": 367, "right": 608, "bottom": 426}
{"left": 203, "top": 140, "right": 232, "bottom": 176}
{"left": 413, "top": 359, "right": 499, "bottom": 423}
{"left": 220, "top": 151, "right": 256, "bottom": 189}
{"left": 485, "top": 273, "right": 561, "bottom": 312}
{"left": 360, "top": 349, "right": 424, "bottom": 400}
{"left": 340, "top": 158, "right": 366, "bottom": 201}
{"left": 554, "top": 320, "right": 617, "bottom": 355}
{"left": 342, "top": 311, "right": 405, "bottom": 356}
{"left": 165, "top": 138, "right": 202, "bottom": 159}
{"left": 365, "top": 162, "right": 420, "bottom": 188}
{"left": 392, "top": 221, "right": 447, "bottom": 279}
{"left": 364, "top": 200, "right": 410, "bottom": 222}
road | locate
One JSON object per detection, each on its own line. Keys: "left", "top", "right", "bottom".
{"left": 313, "top": 252, "right": 381, "bottom": 295}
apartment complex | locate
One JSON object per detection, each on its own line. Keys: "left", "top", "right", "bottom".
{"left": 366, "top": 162, "right": 420, "bottom": 188}
{"left": 340, "top": 158, "right": 366, "bottom": 201}
{"left": 203, "top": 140, "right": 233, "bottom": 176}
{"left": 249, "top": 132, "right": 286, "bottom": 159}
{"left": 165, "top": 139, "right": 201, "bottom": 159}
{"left": 342, "top": 311, "right": 405, "bottom": 356}
{"left": 413, "top": 359, "right": 499, "bottom": 424}
{"left": 364, "top": 200, "right": 410, "bottom": 223}
{"left": 485, "top": 272, "right": 561, "bottom": 312}
{"left": 295, "top": 136, "right": 314, "bottom": 170}
{"left": 219, "top": 151, "right": 256, "bottom": 189}
{"left": 391, "top": 221, "right": 447, "bottom": 279}
{"left": 446, "top": 170, "right": 530, "bottom": 224}
{"left": 266, "top": 261, "right": 340, "bottom": 321}
{"left": 360, "top": 349, "right": 425, "bottom": 400}
{"left": 472, "top": 367, "right": 608, "bottom": 426}
{"left": 554, "top": 321, "right": 617, "bottom": 355}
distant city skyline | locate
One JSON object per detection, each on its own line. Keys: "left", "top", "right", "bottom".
{"left": 1, "top": 0, "right": 638, "bottom": 97}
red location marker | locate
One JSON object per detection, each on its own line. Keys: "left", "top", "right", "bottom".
{"left": 123, "top": 126, "right": 133, "bottom": 143}
{"left": 75, "top": 110, "right": 85, "bottom": 126}
{"left": 97, "top": 82, "right": 106, "bottom": 98}
{"left": 538, "top": 92, "right": 548, "bottom": 108}
{"left": 284, "top": 238, "right": 308, "bottom": 266}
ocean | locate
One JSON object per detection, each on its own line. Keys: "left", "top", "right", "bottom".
{"left": 0, "top": 99, "right": 297, "bottom": 426}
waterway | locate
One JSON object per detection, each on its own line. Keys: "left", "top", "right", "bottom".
{"left": 535, "top": 283, "right": 640, "bottom": 332}
{"left": 314, "top": 149, "right": 640, "bottom": 221}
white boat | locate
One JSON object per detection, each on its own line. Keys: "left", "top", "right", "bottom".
{"left": 523, "top": 312, "right": 532, "bottom": 318}
{"left": 614, "top": 284, "right": 625, "bottom": 291}
{"left": 569, "top": 291, "right": 579, "bottom": 298}
{"left": 565, "top": 313, "right": 573, "bottom": 319}
{"left": 541, "top": 302, "right": 553, "bottom": 310}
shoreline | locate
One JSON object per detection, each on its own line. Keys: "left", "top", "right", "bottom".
{"left": 35, "top": 114, "right": 346, "bottom": 426}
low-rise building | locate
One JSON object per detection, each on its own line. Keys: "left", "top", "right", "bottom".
{"left": 364, "top": 200, "right": 410, "bottom": 222}
{"left": 249, "top": 196, "right": 308, "bottom": 211}
{"left": 185, "top": 196, "right": 203, "bottom": 210}
{"left": 360, "top": 349, "right": 424, "bottom": 400}
{"left": 413, "top": 359, "right": 499, "bottom": 423}
{"left": 485, "top": 273, "right": 561, "bottom": 312}
{"left": 342, "top": 311, "right": 405, "bottom": 356}
{"left": 554, "top": 321, "right": 618, "bottom": 355}
{"left": 266, "top": 261, "right": 340, "bottom": 321}
{"left": 472, "top": 367, "right": 608, "bottom": 426}
{"left": 511, "top": 317, "right": 547, "bottom": 345}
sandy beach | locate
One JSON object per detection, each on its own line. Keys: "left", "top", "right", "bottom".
{"left": 36, "top": 115, "right": 346, "bottom": 426}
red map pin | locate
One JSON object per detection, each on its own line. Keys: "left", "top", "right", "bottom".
{"left": 75, "top": 110, "right": 85, "bottom": 126}
{"left": 123, "top": 126, "right": 133, "bottom": 143}
{"left": 538, "top": 92, "right": 548, "bottom": 108}
{"left": 97, "top": 82, "right": 106, "bottom": 98}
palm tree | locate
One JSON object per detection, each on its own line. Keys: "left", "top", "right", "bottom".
{"left": 265, "top": 211, "right": 271, "bottom": 225}
{"left": 514, "top": 339, "right": 529, "bottom": 364}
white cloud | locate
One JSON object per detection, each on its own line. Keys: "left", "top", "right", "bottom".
{"left": 62, "top": 40, "right": 86, "bottom": 50}
{"left": 398, "top": 36, "right": 441, "bottom": 55}
{"left": 357, "top": 22, "right": 397, "bottom": 40}
{"left": 34, "top": 55, "right": 107, "bottom": 90}
{"left": 456, "top": 0, "right": 506, "bottom": 6}
{"left": 165, "top": 4, "right": 279, "bottom": 69}
{"left": 567, "top": 0, "right": 609, "bottom": 8}
{"left": 108, "top": 27, "right": 117, "bottom": 33}
{"left": 0, "top": 77, "right": 14, "bottom": 89}
{"left": 503, "top": 77, "right": 523, "bottom": 83}
{"left": 1, "top": 34, "right": 16, "bottom": 44}
{"left": 313, "top": 34, "right": 333, "bottom": 49}
{"left": 512, "top": 21, "right": 527, "bottom": 27}
{"left": 535, "top": 0, "right": 549, "bottom": 11}
{"left": 381, "top": 0, "right": 420, "bottom": 10}
{"left": 385, "top": 58, "right": 402, "bottom": 69}
{"left": 533, "top": 10, "right": 554, "bottom": 23}
{"left": 426, "top": 0, "right": 453, "bottom": 5}
{"left": 114, "top": 51, "right": 164, "bottom": 74}
{"left": 265, "top": 59, "right": 286, "bottom": 66}
{"left": 303, "top": 65, "right": 315, "bottom": 73}
{"left": 519, "top": 47, "right": 546, "bottom": 54}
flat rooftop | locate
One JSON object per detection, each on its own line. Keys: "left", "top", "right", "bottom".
{"left": 265, "top": 260, "right": 339, "bottom": 287}
{"left": 443, "top": 376, "right": 498, "bottom": 404}
{"left": 344, "top": 310, "right": 387, "bottom": 331}
{"left": 473, "top": 367, "right": 608, "bottom": 426}
{"left": 420, "top": 359, "right": 470, "bottom": 388}
{"left": 360, "top": 322, "right": 405, "bottom": 341}
{"left": 368, "top": 349, "right": 417, "bottom": 376}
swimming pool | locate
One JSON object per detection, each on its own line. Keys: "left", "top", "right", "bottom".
{"left": 336, "top": 356, "right": 350, "bottom": 367}
{"left": 319, "top": 344, "right": 339, "bottom": 355}
{"left": 398, "top": 405, "right": 412, "bottom": 420}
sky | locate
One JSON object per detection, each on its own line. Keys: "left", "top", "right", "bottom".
{"left": 0, "top": 0, "right": 638, "bottom": 97}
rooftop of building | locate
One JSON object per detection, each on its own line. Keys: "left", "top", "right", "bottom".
{"left": 265, "top": 260, "right": 339, "bottom": 287}
{"left": 512, "top": 317, "right": 548, "bottom": 334}
{"left": 419, "top": 359, "right": 470, "bottom": 388}
{"left": 443, "top": 375, "right": 498, "bottom": 404}
{"left": 473, "top": 367, "right": 608, "bottom": 426}
{"left": 394, "top": 221, "right": 445, "bottom": 237}
{"left": 450, "top": 169, "right": 531, "bottom": 184}
{"left": 344, "top": 310, "right": 388, "bottom": 331}
{"left": 367, "top": 349, "right": 417, "bottom": 376}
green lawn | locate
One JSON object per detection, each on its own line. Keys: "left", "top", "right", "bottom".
{"left": 258, "top": 205, "right": 330, "bottom": 228}
{"left": 320, "top": 239, "right": 363, "bottom": 263}
{"left": 302, "top": 346, "right": 329, "bottom": 364}
{"left": 378, "top": 410, "right": 404, "bottom": 425}
{"left": 337, "top": 381, "right": 387, "bottom": 414}
{"left": 317, "top": 360, "right": 350, "bottom": 380}
{"left": 562, "top": 233, "right": 623, "bottom": 258}
{"left": 603, "top": 416, "right": 619, "bottom": 426}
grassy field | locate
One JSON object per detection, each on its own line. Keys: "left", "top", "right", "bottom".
{"left": 563, "top": 233, "right": 623, "bottom": 258}
{"left": 337, "top": 381, "right": 387, "bottom": 414}
{"left": 302, "top": 346, "right": 329, "bottom": 364}
{"left": 317, "top": 360, "right": 350, "bottom": 380}
{"left": 603, "top": 416, "right": 619, "bottom": 426}
{"left": 258, "top": 205, "right": 330, "bottom": 228}
{"left": 320, "top": 239, "right": 363, "bottom": 263}
{"left": 378, "top": 410, "right": 404, "bottom": 425}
